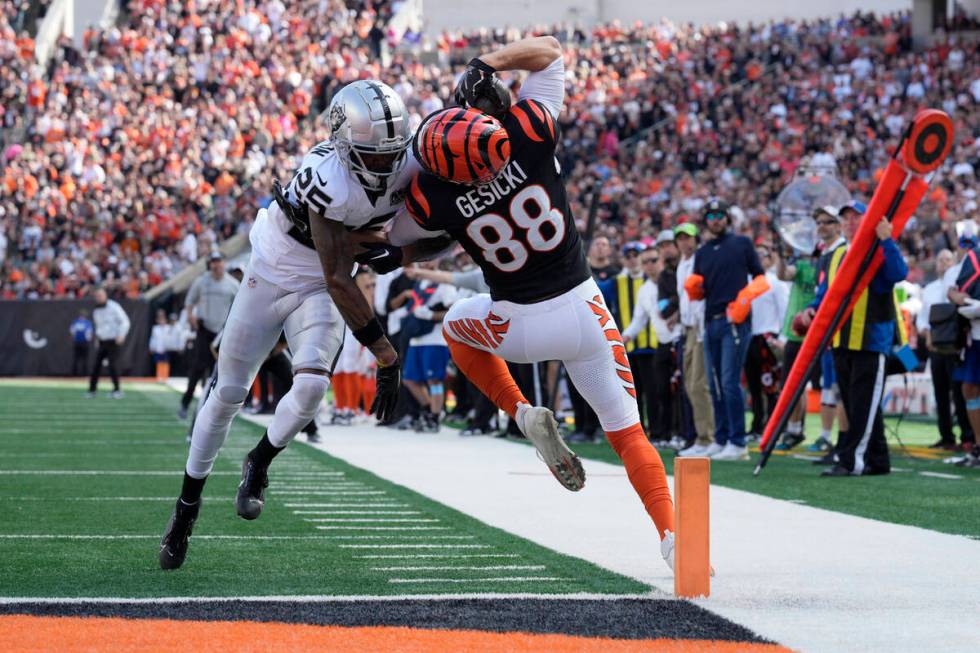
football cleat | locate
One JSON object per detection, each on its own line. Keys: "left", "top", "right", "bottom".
{"left": 159, "top": 498, "right": 201, "bottom": 570}
{"left": 236, "top": 455, "right": 269, "bottom": 520}
{"left": 517, "top": 404, "right": 585, "bottom": 492}
{"left": 661, "top": 530, "right": 675, "bottom": 572}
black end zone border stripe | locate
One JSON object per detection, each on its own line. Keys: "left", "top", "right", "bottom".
{"left": 0, "top": 598, "right": 774, "bottom": 644}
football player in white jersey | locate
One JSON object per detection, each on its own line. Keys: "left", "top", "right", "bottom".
{"left": 160, "top": 80, "right": 432, "bottom": 570}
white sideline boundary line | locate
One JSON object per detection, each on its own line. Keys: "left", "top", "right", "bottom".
{"left": 372, "top": 565, "right": 546, "bottom": 572}
{"left": 0, "top": 591, "right": 661, "bottom": 605}
{"left": 303, "top": 518, "right": 439, "bottom": 523}
{"left": 314, "top": 526, "right": 450, "bottom": 531}
{"left": 356, "top": 554, "right": 520, "bottom": 559}
{"left": 389, "top": 577, "right": 567, "bottom": 584}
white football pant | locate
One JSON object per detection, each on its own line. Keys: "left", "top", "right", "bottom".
{"left": 443, "top": 278, "right": 640, "bottom": 433}
{"left": 185, "top": 261, "right": 344, "bottom": 478}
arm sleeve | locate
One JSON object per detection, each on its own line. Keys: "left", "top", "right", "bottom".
{"left": 916, "top": 288, "right": 932, "bottom": 332}
{"left": 388, "top": 207, "right": 447, "bottom": 246}
{"left": 451, "top": 268, "right": 491, "bottom": 293}
{"left": 185, "top": 277, "right": 201, "bottom": 306}
{"left": 517, "top": 56, "right": 564, "bottom": 119}
{"left": 870, "top": 239, "right": 908, "bottom": 294}
{"left": 114, "top": 303, "right": 131, "bottom": 339}
{"left": 955, "top": 252, "right": 979, "bottom": 293}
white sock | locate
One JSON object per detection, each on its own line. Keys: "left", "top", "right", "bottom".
{"left": 787, "top": 420, "right": 803, "bottom": 435}
{"left": 820, "top": 429, "right": 832, "bottom": 441}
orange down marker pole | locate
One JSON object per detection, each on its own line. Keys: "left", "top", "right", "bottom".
{"left": 674, "top": 457, "right": 710, "bottom": 598}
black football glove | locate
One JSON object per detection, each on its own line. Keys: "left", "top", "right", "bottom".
{"left": 453, "top": 58, "right": 511, "bottom": 117}
{"left": 371, "top": 361, "right": 401, "bottom": 423}
{"left": 354, "top": 241, "right": 404, "bottom": 274}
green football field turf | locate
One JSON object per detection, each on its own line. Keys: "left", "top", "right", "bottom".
{"left": 0, "top": 381, "right": 647, "bottom": 599}
{"left": 550, "top": 419, "right": 980, "bottom": 540}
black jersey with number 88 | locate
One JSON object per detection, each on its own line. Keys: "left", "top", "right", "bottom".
{"left": 406, "top": 99, "right": 590, "bottom": 304}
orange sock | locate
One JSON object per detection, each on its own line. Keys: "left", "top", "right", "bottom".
{"left": 333, "top": 373, "right": 354, "bottom": 411}
{"left": 155, "top": 361, "right": 165, "bottom": 382}
{"left": 361, "top": 374, "right": 375, "bottom": 412}
{"left": 161, "top": 361, "right": 170, "bottom": 380}
{"left": 606, "top": 422, "right": 675, "bottom": 538}
{"left": 444, "top": 329, "right": 527, "bottom": 418}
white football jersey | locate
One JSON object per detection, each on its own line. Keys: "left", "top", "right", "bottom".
{"left": 249, "top": 140, "right": 419, "bottom": 292}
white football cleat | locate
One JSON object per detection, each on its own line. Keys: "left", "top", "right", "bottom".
{"left": 677, "top": 443, "right": 711, "bottom": 457}
{"left": 661, "top": 530, "right": 675, "bottom": 572}
{"left": 703, "top": 442, "right": 724, "bottom": 457}
{"left": 711, "top": 442, "right": 749, "bottom": 461}
{"left": 517, "top": 403, "right": 585, "bottom": 491}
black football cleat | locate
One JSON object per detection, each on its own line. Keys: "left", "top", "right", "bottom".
{"left": 820, "top": 464, "right": 855, "bottom": 477}
{"left": 159, "top": 498, "right": 201, "bottom": 570}
{"left": 236, "top": 455, "right": 269, "bottom": 520}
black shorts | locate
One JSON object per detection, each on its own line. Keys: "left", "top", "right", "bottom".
{"left": 783, "top": 339, "right": 822, "bottom": 390}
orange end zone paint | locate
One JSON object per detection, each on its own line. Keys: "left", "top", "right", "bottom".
{"left": 674, "top": 457, "right": 711, "bottom": 599}
{"left": 0, "top": 615, "right": 794, "bottom": 653}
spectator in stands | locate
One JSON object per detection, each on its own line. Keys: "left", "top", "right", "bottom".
{"left": 67, "top": 308, "right": 94, "bottom": 376}
{"left": 178, "top": 253, "right": 239, "bottom": 419}
{"left": 87, "top": 287, "right": 129, "bottom": 398}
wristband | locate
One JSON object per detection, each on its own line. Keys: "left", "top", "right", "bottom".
{"left": 468, "top": 57, "right": 496, "bottom": 74}
{"left": 352, "top": 318, "right": 384, "bottom": 347}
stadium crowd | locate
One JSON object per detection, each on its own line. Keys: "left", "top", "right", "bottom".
{"left": 3, "top": 2, "right": 980, "bottom": 467}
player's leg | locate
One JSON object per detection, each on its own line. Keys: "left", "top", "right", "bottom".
{"left": 161, "top": 273, "right": 283, "bottom": 569}
{"left": 558, "top": 287, "right": 675, "bottom": 567}
{"left": 442, "top": 294, "right": 529, "bottom": 419}
{"left": 87, "top": 341, "right": 103, "bottom": 395}
{"left": 442, "top": 295, "right": 583, "bottom": 490}
{"left": 236, "top": 287, "right": 343, "bottom": 520}
{"left": 402, "top": 344, "right": 431, "bottom": 425}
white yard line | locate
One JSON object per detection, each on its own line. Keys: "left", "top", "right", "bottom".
{"left": 337, "top": 544, "right": 491, "bottom": 549}
{"left": 314, "top": 526, "right": 450, "bottom": 531}
{"left": 918, "top": 471, "right": 962, "bottom": 480}
{"left": 292, "top": 511, "right": 421, "bottom": 515}
{"left": 283, "top": 503, "right": 408, "bottom": 508}
{"left": 388, "top": 577, "right": 566, "bottom": 584}
{"left": 356, "top": 554, "right": 520, "bottom": 559}
{"left": 299, "top": 423, "right": 980, "bottom": 653}
{"left": 372, "top": 565, "right": 545, "bottom": 572}
{"left": 303, "top": 518, "right": 439, "bottom": 523}
{"left": 275, "top": 491, "right": 386, "bottom": 496}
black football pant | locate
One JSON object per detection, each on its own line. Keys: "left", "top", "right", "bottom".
{"left": 72, "top": 342, "right": 90, "bottom": 376}
{"left": 833, "top": 349, "right": 890, "bottom": 474}
{"left": 930, "top": 352, "right": 975, "bottom": 444}
{"left": 745, "top": 335, "right": 778, "bottom": 435}
{"left": 89, "top": 340, "right": 120, "bottom": 392}
{"left": 628, "top": 351, "right": 657, "bottom": 436}
{"left": 181, "top": 326, "right": 217, "bottom": 410}
{"left": 650, "top": 345, "right": 676, "bottom": 439}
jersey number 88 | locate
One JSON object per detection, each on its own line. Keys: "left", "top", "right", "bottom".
{"left": 465, "top": 185, "right": 565, "bottom": 272}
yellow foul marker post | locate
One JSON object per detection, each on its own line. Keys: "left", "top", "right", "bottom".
{"left": 673, "top": 457, "right": 710, "bottom": 598}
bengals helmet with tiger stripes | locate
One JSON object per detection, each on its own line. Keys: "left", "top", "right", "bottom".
{"left": 412, "top": 108, "right": 511, "bottom": 185}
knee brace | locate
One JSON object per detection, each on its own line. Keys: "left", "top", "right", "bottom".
{"left": 428, "top": 382, "right": 445, "bottom": 396}
{"left": 966, "top": 397, "right": 980, "bottom": 411}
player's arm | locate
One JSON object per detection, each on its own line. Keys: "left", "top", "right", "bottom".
{"left": 310, "top": 215, "right": 396, "bottom": 365}
{"left": 386, "top": 206, "right": 455, "bottom": 265}
{"left": 456, "top": 37, "right": 563, "bottom": 118}
{"left": 480, "top": 36, "right": 562, "bottom": 75}
{"left": 310, "top": 212, "right": 402, "bottom": 421}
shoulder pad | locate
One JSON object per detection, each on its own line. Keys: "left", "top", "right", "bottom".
{"left": 405, "top": 173, "right": 437, "bottom": 227}
{"left": 507, "top": 99, "right": 558, "bottom": 144}
{"left": 290, "top": 151, "right": 349, "bottom": 218}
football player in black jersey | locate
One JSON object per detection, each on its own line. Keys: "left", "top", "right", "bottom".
{"left": 387, "top": 36, "right": 678, "bottom": 571}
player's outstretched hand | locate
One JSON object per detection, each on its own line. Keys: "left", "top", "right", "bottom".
{"left": 371, "top": 362, "right": 401, "bottom": 422}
